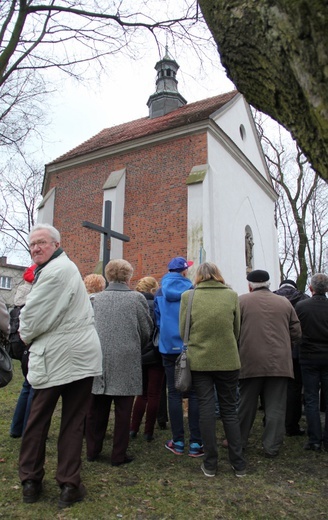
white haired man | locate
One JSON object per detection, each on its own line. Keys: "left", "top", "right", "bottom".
{"left": 19, "top": 224, "right": 102, "bottom": 507}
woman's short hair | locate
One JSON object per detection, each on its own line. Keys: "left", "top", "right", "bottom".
{"left": 105, "top": 259, "right": 133, "bottom": 284}
{"left": 83, "top": 274, "right": 106, "bottom": 294}
{"left": 135, "top": 276, "right": 159, "bottom": 294}
{"left": 195, "top": 262, "right": 225, "bottom": 285}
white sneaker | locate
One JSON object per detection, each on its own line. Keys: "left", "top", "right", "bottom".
{"left": 231, "top": 465, "right": 247, "bottom": 477}
{"left": 201, "top": 463, "right": 216, "bottom": 477}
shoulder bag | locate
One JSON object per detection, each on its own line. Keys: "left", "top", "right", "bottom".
{"left": 174, "top": 289, "right": 195, "bottom": 393}
{"left": 0, "top": 330, "right": 13, "bottom": 388}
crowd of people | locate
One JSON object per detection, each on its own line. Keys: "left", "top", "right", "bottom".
{"left": 1, "top": 223, "right": 327, "bottom": 508}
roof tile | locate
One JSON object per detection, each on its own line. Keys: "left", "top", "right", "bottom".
{"left": 49, "top": 90, "right": 238, "bottom": 164}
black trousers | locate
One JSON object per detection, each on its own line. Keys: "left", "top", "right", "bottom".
{"left": 19, "top": 377, "right": 93, "bottom": 487}
{"left": 285, "top": 358, "right": 303, "bottom": 434}
{"left": 85, "top": 394, "right": 134, "bottom": 464}
{"left": 192, "top": 370, "right": 245, "bottom": 472}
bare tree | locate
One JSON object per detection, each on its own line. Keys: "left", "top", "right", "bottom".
{"left": 0, "top": 1, "right": 212, "bottom": 147}
{"left": 0, "top": 152, "right": 43, "bottom": 264}
{"left": 256, "top": 114, "right": 328, "bottom": 291}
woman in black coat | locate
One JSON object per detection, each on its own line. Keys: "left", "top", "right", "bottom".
{"left": 130, "top": 277, "right": 165, "bottom": 441}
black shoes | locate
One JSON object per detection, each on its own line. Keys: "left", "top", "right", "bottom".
{"left": 111, "top": 456, "right": 134, "bottom": 466}
{"left": 304, "top": 442, "right": 321, "bottom": 452}
{"left": 286, "top": 428, "right": 305, "bottom": 437}
{"left": 87, "top": 454, "right": 99, "bottom": 462}
{"left": 22, "top": 479, "right": 86, "bottom": 507}
{"left": 264, "top": 451, "right": 279, "bottom": 459}
{"left": 22, "top": 479, "right": 42, "bottom": 503}
{"left": 58, "top": 483, "right": 86, "bottom": 508}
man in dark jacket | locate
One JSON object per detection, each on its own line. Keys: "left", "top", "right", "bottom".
{"left": 274, "top": 280, "right": 309, "bottom": 436}
{"left": 295, "top": 273, "right": 328, "bottom": 451}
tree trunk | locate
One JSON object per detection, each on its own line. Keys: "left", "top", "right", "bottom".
{"left": 199, "top": 0, "right": 328, "bottom": 183}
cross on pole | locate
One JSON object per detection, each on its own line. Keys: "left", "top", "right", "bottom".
{"left": 82, "top": 200, "right": 130, "bottom": 278}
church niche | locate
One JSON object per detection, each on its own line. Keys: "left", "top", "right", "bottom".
{"left": 245, "top": 226, "right": 254, "bottom": 274}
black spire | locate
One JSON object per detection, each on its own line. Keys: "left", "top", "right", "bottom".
{"left": 147, "top": 48, "right": 187, "bottom": 118}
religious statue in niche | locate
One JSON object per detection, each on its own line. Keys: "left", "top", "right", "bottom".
{"left": 245, "top": 231, "right": 254, "bottom": 273}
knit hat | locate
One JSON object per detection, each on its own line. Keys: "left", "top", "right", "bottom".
{"left": 280, "top": 279, "right": 297, "bottom": 289}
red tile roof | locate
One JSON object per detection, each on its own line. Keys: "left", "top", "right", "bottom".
{"left": 49, "top": 90, "right": 238, "bottom": 165}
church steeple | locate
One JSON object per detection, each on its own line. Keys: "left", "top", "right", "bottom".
{"left": 147, "top": 48, "right": 187, "bottom": 119}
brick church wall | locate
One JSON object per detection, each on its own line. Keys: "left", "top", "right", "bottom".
{"left": 49, "top": 131, "right": 207, "bottom": 284}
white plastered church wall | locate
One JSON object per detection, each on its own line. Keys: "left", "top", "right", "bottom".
{"left": 37, "top": 187, "right": 56, "bottom": 225}
{"left": 102, "top": 168, "right": 126, "bottom": 261}
{"left": 207, "top": 130, "right": 279, "bottom": 295}
{"left": 187, "top": 100, "right": 280, "bottom": 295}
{"left": 212, "top": 94, "right": 270, "bottom": 182}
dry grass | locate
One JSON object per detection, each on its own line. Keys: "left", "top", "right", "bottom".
{"left": 0, "top": 361, "right": 327, "bottom": 519}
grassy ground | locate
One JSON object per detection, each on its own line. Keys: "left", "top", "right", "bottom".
{"left": 0, "top": 362, "right": 327, "bottom": 520}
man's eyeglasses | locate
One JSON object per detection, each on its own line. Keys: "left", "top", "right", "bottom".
{"left": 29, "top": 240, "right": 55, "bottom": 250}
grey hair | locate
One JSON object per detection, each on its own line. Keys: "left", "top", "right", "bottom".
{"left": 105, "top": 259, "right": 133, "bottom": 284}
{"left": 29, "top": 223, "right": 61, "bottom": 243}
{"left": 248, "top": 281, "right": 271, "bottom": 290}
{"left": 310, "top": 273, "right": 328, "bottom": 295}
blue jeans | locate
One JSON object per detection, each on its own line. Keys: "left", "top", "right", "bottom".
{"left": 10, "top": 378, "right": 34, "bottom": 437}
{"left": 162, "top": 354, "right": 201, "bottom": 445}
{"left": 193, "top": 370, "right": 245, "bottom": 471}
{"left": 301, "top": 364, "right": 328, "bottom": 446}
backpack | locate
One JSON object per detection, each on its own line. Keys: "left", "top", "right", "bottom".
{"left": 8, "top": 306, "right": 26, "bottom": 361}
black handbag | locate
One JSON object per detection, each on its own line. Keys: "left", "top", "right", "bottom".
{"left": 8, "top": 306, "right": 25, "bottom": 360}
{"left": 152, "top": 326, "right": 159, "bottom": 348}
{"left": 174, "top": 289, "right": 195, "bottom": 393}
{"left": 0, "top": 331, "right": 13, "bottom": 388}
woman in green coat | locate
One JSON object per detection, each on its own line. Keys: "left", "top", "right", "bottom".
{"left": 180, "top": 262, "right": 246, "bottom": 478}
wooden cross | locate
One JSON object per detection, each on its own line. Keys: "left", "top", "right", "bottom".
{"left": 82, "top": 200, "right": 130, "bottom": 278}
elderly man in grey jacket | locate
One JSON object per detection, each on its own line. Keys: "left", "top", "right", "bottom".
{"left": 238, "top": 270, "right": 302, "bottom": 458}
{"left": 19, "top": 224, "right": 102, "bottom": 508}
